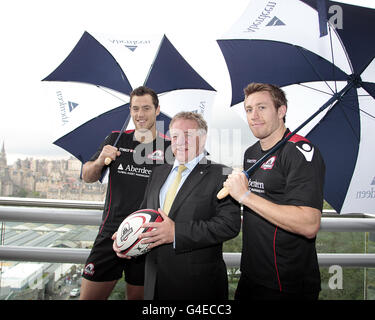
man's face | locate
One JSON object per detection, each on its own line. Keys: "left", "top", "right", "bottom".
{"left": 170, "top": 119, "right": 206, "bottom": 164}
{"left": 130, "top": 94, "right": 160, "bottom": 132}
{"left": 244, "top": 91, "right": 286, "bottom": 141}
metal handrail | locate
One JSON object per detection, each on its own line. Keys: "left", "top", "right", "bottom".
{"left": 0, "top": 245, "right": 89, "bottom": 264}
{"left": 0, "top": 205, "right": 102, "bottom": 225}
{"left": 0, "top": 197, "right": 104, "bottom": 210}
{"left": 1, "top": 246, "right": 375, "bottom": 267}
{"left": 1, "top": 202, "right": 375, "bottom": 231}
{"left": 0, "top": 247, "right": 373, "bottom": 268}
{"left": 1, "top": 197, "right": 375, "bottom": 267}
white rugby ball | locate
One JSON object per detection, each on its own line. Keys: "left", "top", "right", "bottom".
{"left": 116, "top": 209, "right": 163, "bottom": 257}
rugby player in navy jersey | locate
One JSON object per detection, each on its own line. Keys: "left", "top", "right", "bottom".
{"left": 223, "top": 83, "right": 325, "bottom": 300}
{"left": 79, "top": 86, "right": 171, "bottom": 300}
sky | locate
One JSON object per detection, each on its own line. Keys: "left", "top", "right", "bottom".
{"left": 0, "top": 0, "right": 374, "bottom": 166}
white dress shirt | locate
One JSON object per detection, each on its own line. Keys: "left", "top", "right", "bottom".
{"left": 159, "top": 153, "right": 205, "bottom": 211}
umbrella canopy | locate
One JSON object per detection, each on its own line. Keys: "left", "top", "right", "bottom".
{"left": 43, "top": 31, "right": 216, "bottom": 164}
{"left": 217, "top": 0, "right": 375, "bottom": 214}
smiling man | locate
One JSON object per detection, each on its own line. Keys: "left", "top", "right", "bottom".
{"left": 79, "top": 86, "right": 171, "bottom": 300}
{"left": 223, "top": 83, "right": 326, "bottom": 300}
{"left": 114, "top": 111, "right": 241, "bottom": 300}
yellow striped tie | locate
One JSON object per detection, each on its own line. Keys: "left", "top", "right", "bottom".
{"left": 163, "top": 165, "right": 187, "bottom": 215}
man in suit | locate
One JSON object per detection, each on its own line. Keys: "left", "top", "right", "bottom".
{"left": 113, "top": 111, "right": 241, "bottom": 300}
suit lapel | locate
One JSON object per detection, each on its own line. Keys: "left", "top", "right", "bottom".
{"left": 168, "top": 158, "right": 211, "bottom": 219}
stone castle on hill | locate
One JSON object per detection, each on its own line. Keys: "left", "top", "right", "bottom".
{"left": 0, "top": 142, "right": 106, "bottom": 201}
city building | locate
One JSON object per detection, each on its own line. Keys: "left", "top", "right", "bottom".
{"left": 0, "top": 142, "right": 106, "bottom": 201}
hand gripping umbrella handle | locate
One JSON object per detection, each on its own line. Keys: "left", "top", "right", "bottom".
{"left": 216, "top": 132, "right": 296, "bottom": 200}
{"left": 104, "top": 157, "right": 112, "bottom": 165}
{"left": 217, "top": 171, "right": 249, "bottom": 199}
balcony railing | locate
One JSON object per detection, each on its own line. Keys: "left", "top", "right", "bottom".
{"left": 1, "top": 197, "right": 375, "bottom": 267}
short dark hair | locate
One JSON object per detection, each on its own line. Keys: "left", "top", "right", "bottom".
{"left": 244, "top": 83, "right": 287, "bottom": 122}
{"left": 130, "top": 86, "right": 159, "bottom": 109}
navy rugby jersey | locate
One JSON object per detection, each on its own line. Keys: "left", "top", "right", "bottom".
{"left": 90, "top": 130, "right": 172, "bottom": 234}
{"left": 241, "top": 129, "right": 325, "bottom": 293}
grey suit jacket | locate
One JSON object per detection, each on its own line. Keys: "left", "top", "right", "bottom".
{"left": 140, "top": 158, "right": 241, "bottom": 300}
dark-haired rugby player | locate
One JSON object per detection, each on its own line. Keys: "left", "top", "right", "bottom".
{"left": 80, "top": 86, "right": 171, "bottom": 300}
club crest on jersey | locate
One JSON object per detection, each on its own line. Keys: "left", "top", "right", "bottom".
{"left": 261, "top": 156, "right": 276, "bottom": 170}
{"left": 147, "top": 150, "right": 164, "bottom": 161}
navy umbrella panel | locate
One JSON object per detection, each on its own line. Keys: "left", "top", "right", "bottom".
{"left": 43, "top": 32, "right": 133, "bottom": 96}
{"left": 53, "top": 103, "right": 130, "bottom": 164}
{"left": 217, "top": 0, "right": 375, "bottom": 214}
{"left": 218, "top": 39, "right": 348, "bottom": 106}
{"left": 306, "top": 1, "right": 375, "bottom": 214}
{"left": 44, "top": 32, "right": 215, "bottom": 96}
{"left": 145, "top": 35, "right": 215, "bottom": 93}
{"left": 53, "top": 104, "right": 172, "bottom": 164}
{"left": 218, "top": 0, "right": 375, "bottom": 106}
{"left": 307, "top": 86, "right": 361, "bottom": 212}
{"left": 43, "top": 31, "right": 216, "bottom": 165}
{"left": 301, "top": 0, "right": 375, "bottom": 74}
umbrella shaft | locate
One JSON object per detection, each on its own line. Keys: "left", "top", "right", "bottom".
{"left": 103, "top": 113, "right": 132, "bottom": 166}
{"left": 113, "top": 113, "right": 132, "bottom": 147}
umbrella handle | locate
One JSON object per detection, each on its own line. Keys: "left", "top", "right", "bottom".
{"left": 216, "top": 170, "right": 249, "bottom": 199}
{"left": 104, "top": 157, "right": 112, "bottom": 166}
{"left": 217, "top": 187, "right": 229, "bottom": 199}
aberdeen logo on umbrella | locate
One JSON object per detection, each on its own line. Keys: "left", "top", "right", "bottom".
{"left": 109, "top": 38, "right": 152, "bottom": 52}
{"left": 68, "top": 101, "right": 79, "bottom": 112}
{"left": 266, "top": 16, "right": 285, "bottom": 27}
{"left": 125, "top": 45, "right": 138, "bottom": 52}
{"left": 243, "top": 1, "right": 286, "bottom": 33}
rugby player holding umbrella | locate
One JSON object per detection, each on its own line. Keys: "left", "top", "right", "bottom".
{"left": 79, "top": 86, "right": 171, "bottom": 300}
{"left": 223, "top": 83, "right": 325, "bottom": 300}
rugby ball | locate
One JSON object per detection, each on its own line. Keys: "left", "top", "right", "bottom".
{"left": 116, "top": 209, "right": 163, "bottom": 257}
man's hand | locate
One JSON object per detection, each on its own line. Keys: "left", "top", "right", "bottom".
{"left": 99, "top": 145, "right": 121, "bottom": 165}
{"left": 82, "top": 145, "right": 121, "bottom": 183}
{"left": 138, "top": 208, "right": 174, "bottom": 249}
{"left": 112, "top": 232, "right": 132, "bottom": 259}
{"left": 223, "top": 168, "right": 249, "bottom": 202}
